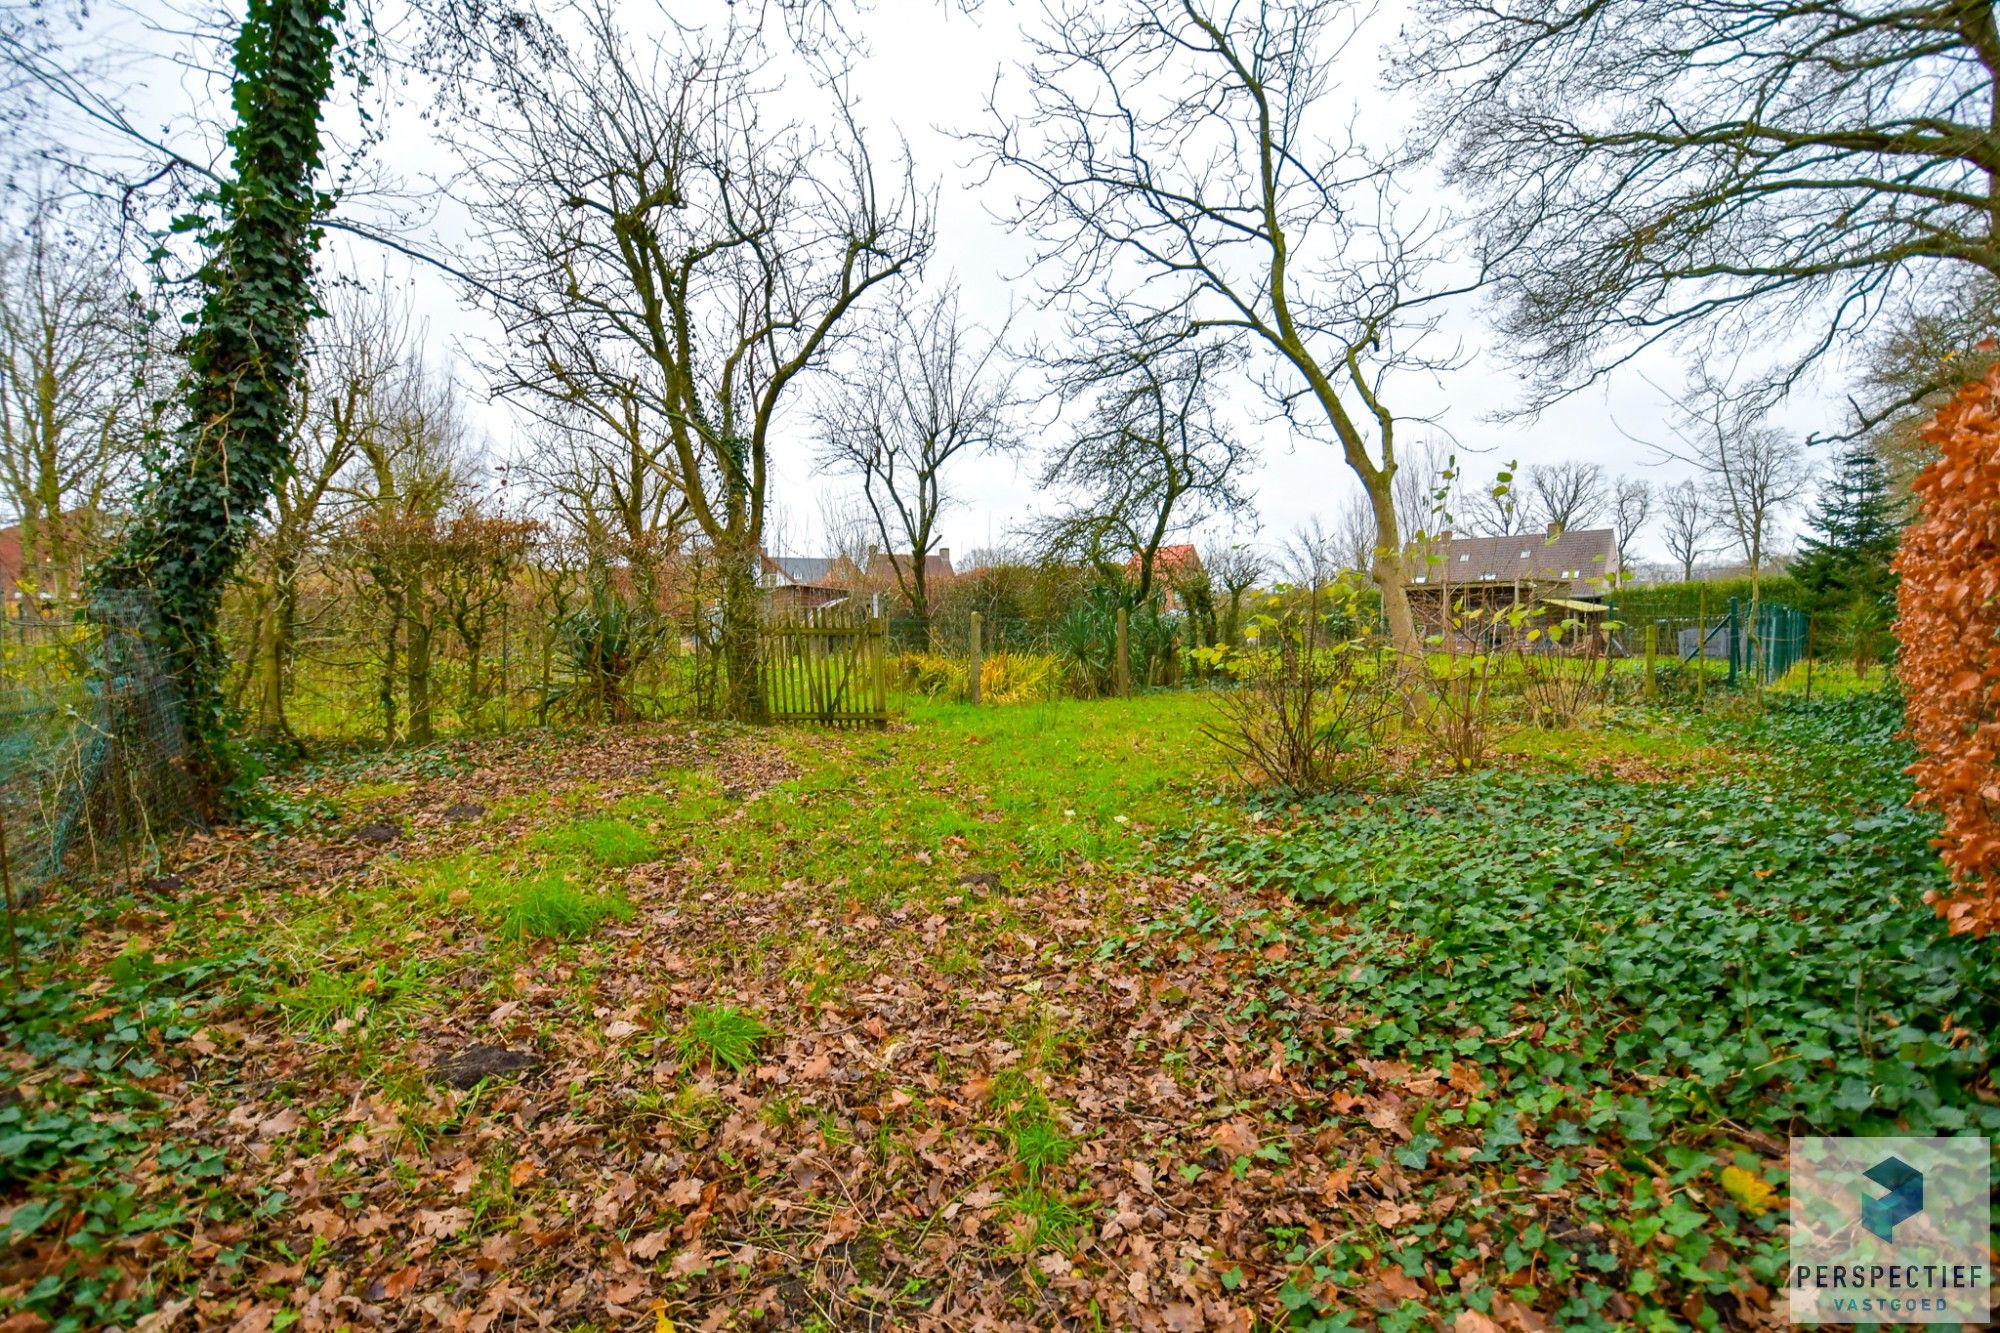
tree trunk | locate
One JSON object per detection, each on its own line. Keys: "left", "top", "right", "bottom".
{"left": 406, "top": 596, "right": 434, "bottom": 745}
{"left": 1365, "top": 480, "right": 1421, "bottom": 656}
{"left": 258, "top": 592, "right": 285, "bottom": 736}
{"left": 379, "top": 595, "right": 401, "bottom": 745}
{"left": 258, "top": 545, "right": 298, "bottom": 738}
{"left": 719, "top": 542, "right": 765, "bottom": 723}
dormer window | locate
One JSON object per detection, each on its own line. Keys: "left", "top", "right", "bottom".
{"left": 1479, "top": 572, "right": 1497, "bottom": 581}
{"left": 1412, "top": 575, "right": 1428, "bottom": 584}
{"left": 1518, "top": 550, "right": 1531, "bottom": 559}
{"left": 1459, "top": 553, "right": 1470, "bottom": 562}
{"left": 1561, "top": 568, "right": 1579, "bottom": 579}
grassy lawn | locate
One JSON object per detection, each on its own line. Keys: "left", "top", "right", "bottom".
{"left": 2, "top": 687, "right": 1994, "bottom": 1331}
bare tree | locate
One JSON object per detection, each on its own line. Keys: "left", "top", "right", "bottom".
{"left": 1609, "top": 476, "right": 1651, "bottom": 573}
{"left": 1404, "top": 0, "right": 2000, "bottom": 421}
{"left": 1656, "top": 479, "right": 1712, "bottom": 582}
{"left": 1332, "top": 487, "right": 1379, "bottom": 573}
{"left": 341, "top": 360, "right": 478, "bottom": 746}
{"left": 1202, "top": 541, "right": 1266, "bottom": 646}
{"left": 1524, "top": 460, "right": 1607, "bottom": 535}
{"left": 975, "top": 0, "right": 1482, "bottom": 655}
{"left": 0, "top": 191, "right": 145, "bottom": 604}
{"left": 1391, "top": 435, "right": 1460, "bottom": 546}
{"left": 815, "top": 284, "right": 1014, "bottom": 626}
{"left": 245, "top": 285, "right": 411, "bottom": 738}
{"left": 1280, "top": 517, "right": 1341, "bottom": 593}
{"left": 1029, "top": 317, "right": 1249, "bottom": 604}
{"left": 1464, "top": 468, "right": 1530, "bottom": 537}
{"left": 460, "top": 6, "right": 932, "bottom": 720}
{"left": 1651, "top": 367, "right": 1813, "bottom": 614}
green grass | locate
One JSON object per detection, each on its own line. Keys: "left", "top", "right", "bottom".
{"left": 998, "top": 1186, "right": 1091, "bottom": 1255}
{"left": 1007, "top": 1116, "right": 1075, "bottom": 1180}
{"left": 530, "top": 816, "right": 658, "bottom": 867}
{"left": 493, "top": 867, "right": 633, "bottom": 940}
{"left": 674, "top": 1003, "right": 773, "bottom": 1073}
{"left": 278, "top": 958, "right": 437, "bottom": 1035}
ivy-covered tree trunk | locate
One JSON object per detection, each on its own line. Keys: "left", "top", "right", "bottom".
{"left": 93, "top": 0, "right": 342, "bottom": 809}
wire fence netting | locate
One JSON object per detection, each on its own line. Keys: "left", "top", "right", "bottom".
{"left": 0, "top": 593, "right": 203, "bottom": 918}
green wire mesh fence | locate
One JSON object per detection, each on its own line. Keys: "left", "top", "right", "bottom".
{"left": 0, "top": 593, "right": 203, "bottom": 928}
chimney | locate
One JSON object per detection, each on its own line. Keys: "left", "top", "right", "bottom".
{"left": 936, "top": 547, "right": 951, "bottom": 570}
{"left": 1545, "top": 520, "right": 1563, "bottom": 538}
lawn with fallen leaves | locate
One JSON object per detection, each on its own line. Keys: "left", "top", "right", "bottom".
{"left": 3, "top": 689, "right": 1996, "bottom": 1333}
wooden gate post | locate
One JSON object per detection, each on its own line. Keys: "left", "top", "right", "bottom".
{"left": 968, "top": 612, "right": 983, "bottom": 705}
{"left": 1115, "top": 607, "right": 1131, "bottom": 697}
{"left": 870, "top": 614, "right": 888, "bottom": 725}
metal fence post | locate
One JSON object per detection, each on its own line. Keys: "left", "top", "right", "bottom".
{"left": 1697, "top": 583, "right": 1708, "bottom": 706}
{"left": 968, "top": 611, "right": 983, "bottom": 705}
{"left": 1644, "top": 622, "right": 1657, "bottom": 697}
{"left": 1727, "top": 596, "right": 1740, "bottom": 689}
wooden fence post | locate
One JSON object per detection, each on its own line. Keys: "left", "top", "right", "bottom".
{"left": 1115, "top": 607, "right": 1131, "bottom": 697}
{"left": 871, "top": 615, "right": 888, "bottom": 725}
{"left": 967, "top": 612, "right": 983, "bottom": 705}
{"left": 1643, "top": 622, "right": 1656, "bottom": 697}
{"left": 1804, "top": 616, "right": 1815, "bottom": 701}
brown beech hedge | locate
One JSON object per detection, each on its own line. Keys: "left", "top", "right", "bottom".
{"left": 1895, "top": 361, "right": 2000, "bottom": 936}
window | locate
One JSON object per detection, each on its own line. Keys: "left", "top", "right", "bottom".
{"left": 1412, "top": 575, "right": 1428, "bottom": 584}
{"left": 1561, "top": 568, "right": 1579, "bottom": 579}
{"left": 1480, "top": 572, "right": 1498, "bottom": 581}
{"left": 1519, "top": 550, "right": 1531, "bottom": 559}
{"left": 1459, "top": 553, "right": 1470, "bottom": 562}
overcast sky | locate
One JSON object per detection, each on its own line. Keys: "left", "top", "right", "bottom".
{"left": 38, "top": 0, "right": 1845, "bottom": 568}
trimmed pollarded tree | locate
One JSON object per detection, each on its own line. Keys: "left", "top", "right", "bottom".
{"left": 1893, "top": 363, "right": 2000, "bottom": 937}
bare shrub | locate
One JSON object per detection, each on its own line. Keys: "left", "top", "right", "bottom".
{"left": 1200, "top": 583, "right": 1395, "bottom": 793}
{"left": 1399, "top": 600, "right": 1516, "bottom": 773}
{"left": 1516, "top": 612, "right": 1615, "bottom": 729}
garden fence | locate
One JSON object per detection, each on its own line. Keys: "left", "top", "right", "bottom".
{"left": 0, "top": 593, "right": 202, "bottom": 934}
{"left": 1622, "top": 595, "right": 1809, "bottom": 689}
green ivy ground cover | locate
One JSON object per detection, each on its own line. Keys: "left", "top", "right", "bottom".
{"left": 1165, "top": 692, "right": 2000, "bottom": 1329}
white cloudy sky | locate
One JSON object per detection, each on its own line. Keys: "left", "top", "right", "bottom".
{"left": 35, "top": 0, "right": 1845, "bottom": 566}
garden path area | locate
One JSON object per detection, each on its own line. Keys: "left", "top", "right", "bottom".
{"left": 3, "top": 691, "right": 1997, "bottom": 1333}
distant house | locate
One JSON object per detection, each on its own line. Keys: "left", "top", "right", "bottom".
{"left": 1405, "top": 524, "right": 1620, "bottom": 627}
{"left": 855, "top": 546, "right": 955, "bottom": 593}
{"left": 0, "top": 511, "right": 104, "bottom": 614}
{"left": 759, "top": 554, "right": 848, "bottom": 615}
{"left": 822, "top": 546, "right": 956, "bottom": 609}
{"left": 1126, "top": 543, "right": 1204, "bottom": 611}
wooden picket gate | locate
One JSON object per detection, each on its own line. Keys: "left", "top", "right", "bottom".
{"left": 760, "top": 605, "right": 888, "bottom": 728}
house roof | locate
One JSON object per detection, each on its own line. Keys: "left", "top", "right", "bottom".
{"left": 762, "top": 554, "right": 837, "bottom": 586}
{"left": 1128, "top": 544, "right": 1203, "bottom": 578}
{"left": 1408, "top": 528, "right": 1619, "bottom": 598}
{"left": 0, "top": 524, "right": 21, "bottom": 596}
{"left": 864, "top": 550, "right": 955, "bottom": 584}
